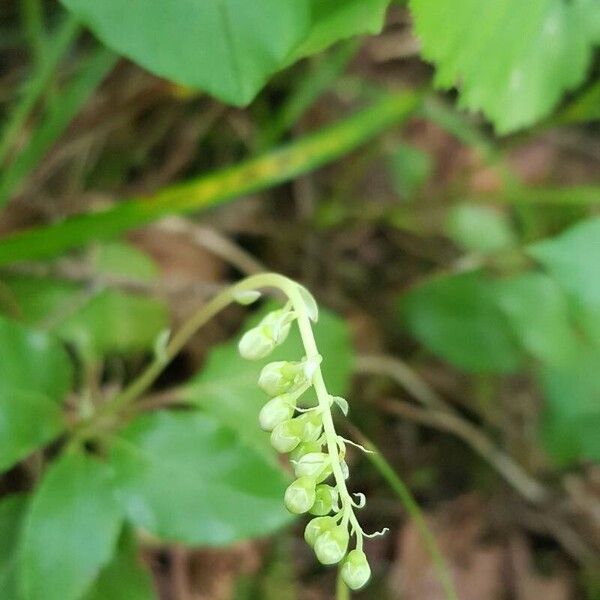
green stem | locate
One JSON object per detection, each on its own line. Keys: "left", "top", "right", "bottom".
{"left": 21, "top": 0, "right": 47, "bottom": 69}
{"left": 0, "top": 92, "right": 419, "bottom": 264}
{"left": 0, "top": 13, "right": 79, "bottom": 166}
{"left": 336, "top": 569, "right": 351, "bottom": 600}
{"left": 352, "top": 428, "right": 459, "bottom": 600}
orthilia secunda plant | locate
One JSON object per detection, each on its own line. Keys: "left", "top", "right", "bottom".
{"left": 234, "top": 273, "right": 387, "bottom": 591}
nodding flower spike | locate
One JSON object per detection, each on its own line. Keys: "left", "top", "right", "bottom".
{"left": 237, "top": 277, "right": 385, "bottom": 590}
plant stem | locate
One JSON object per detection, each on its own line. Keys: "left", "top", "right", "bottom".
{"left": 0, "top": 13, "right": 79, "bottom": 167}
{"left": 336, "top": 569, "right": 351, "bottom": 600}
{"left": 349, "top": 426, "right": 459, "bottom": 600}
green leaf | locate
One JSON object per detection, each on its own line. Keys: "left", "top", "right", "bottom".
{"left": 528, "top": 216, "right": 600, "bottom": 307}
{"left": 20, "top": 452, "right": 123, "bottom": 600}
{"left": 494, "top": 272, "right": 580, "bottom": 366}
{"left": 0, "top": 317, "right": 72, "bottom": 472}
{"left": 410, "top": 0, "right": 600, "bottom": 132}
{"left": 3, "top": 275, "right": 168, "bottom": 359}
{"left": 0, "top": 494, "right": 28, "bottom": 598}
{"left": 445, "top": 203, "right": 516, "bottom": 254}
{"left": 291, "top": 0, "right": 392, "bottom": 60}
{"left": 538, "top": 350, "right": 600, "bottom": 463}
{"left": 0, "top": 315, "right": 72, "bottom": 401}
{"left": 83, "top": 531, "right": 156, "bottom": 600}
{"left": 59, "top": 0, "right": 391, "bottom": 106}
{"left": 401, "top": 271, "right": 523, "bottom": 373}
{"left": 109, "top": 410, "right": 292, "bottom": 546}
{"left": 0, "top": 390, "right": 65, "bottom": 473}
{"left": 92, "top": 242, "right": 159, "bottom": 282}
{"left": 60, "top": 0, "right": 309, "bottom": 105}
{"left": 528, "top": 216, "right": 600, "bottom": 346}
{"left": 183, "top": 305, "right": 353, "bottom": 458}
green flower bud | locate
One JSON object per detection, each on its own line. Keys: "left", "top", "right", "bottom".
{"left": 304, "top": 516, "right": 337, "bottom": 547}
{"left": 289, "top": 441, "right": 322, "bottom": 462}
{"left": 296, "top": 410, "right": 323, "bottom": 442}
{"left": 258, "top": 361, "right": 306, "bottom": 397}
{"left": 310, "top": 484, "right": 338, "bottom": 516}
{"left": 294, "top": 452, "right": 332, "bottom": 482}
{"left": 260, "top": 309, "right": 293, "bottom": 344}
{"left": 258, "top": 395, "right": 295, "bottom": 432}
{"left": 238, "top": 326, "right": 276, "bottom": 360}
{"left": 341, "top": 549, "right": 371, "bottom": 590}
{"left": 284, "top": 476, "right": 316, "bottom": 514}
{"left": 314, "top": 525, "right": 349, "bottom": 565}
{"left": 270, "top": 418, "right": 304, "bottom": 453}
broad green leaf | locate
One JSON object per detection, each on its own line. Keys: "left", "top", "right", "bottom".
{"left": 528, "top": 216, "right": 600, "bottom": 346}
{"left": 387, "top": 143, "right": 432, "bottom": 200}
{"left": 109, "top": 411, "right": 291, "bottom": 546}
{"left": 538, "top": 350, "right": 600, "bottom": 463}
{"left": 183, "top": 305, "right": 353, "bottom": 458}
{"left": 59, "top": 0, "right": 392, "bottom": 106}
{"left": 494, "top": 272, "right": 581, "bottom": 366}
{"left": 0, "top": 317, "right": 72, "bottom": 471}
{"left": 410, "top": 0, "right": 600, "bottom": 132}
{"left": 3, "top": 276, "right": 168, "bottom": 359}
{"left": 445, "top": 204, "right": 516, "bottom": 254}
{"left": 59, "top": 0, "right": 311, "bottom": 105}
{"left": 401, "top": 271, "right": 523, "bottom": 373}
{"left": 20, "top": 452, "right": 123, "bottom": 600}
{"left": 0, "top": 494, "right": 28, "bottom": 598}
{"left": 0, "top": 316, "right": 72, "bottom": 401}
{"left": 528, "top": 216, "right": 600, "bottom": 307}
{"left": 83, "top": 531, "right": 156, "bottom": 600}
{"left": 0, "top": 390, "right": 65, "bottom": 473}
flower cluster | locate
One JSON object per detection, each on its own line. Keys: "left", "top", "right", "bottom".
{"left": 237, "top": 280, "right": 386, "bottom": 591}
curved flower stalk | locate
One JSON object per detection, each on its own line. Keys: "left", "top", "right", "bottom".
{"left": 235, "top": 273, "right": 386, "bottom": 591}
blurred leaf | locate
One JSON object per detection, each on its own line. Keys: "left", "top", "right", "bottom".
{"left": 20, "top": 452, "right": 123, "bottom": 600}
{"left": 0, "top": 494, "right": 28, "bottom": 598}
{"left": 445, "top": 203, "right": 516, "bottom": 253}
{"left": 60, "top": 0, "right": 308, "bottom": 105}
{"left": 3, "top": 243, "right": 168, "bottom": 359}
{"left": 0, "top": 315, "right": 72, "bottom": 401}
{"left": 528, "top": 216, "right": 600, "bottom": 306}
{"left": 538, "top": 350, "right": 600, "bottom": 463}
{"left": 291, "top": 0, "right": 391, "bottom": 60}
{"left": 83, "top": 531, "right": 156, "bottom": 600}
{"left": 183, "top": 305, "right": 353, "bottom": 458}
{"left": 109, "top": 411, "right": 292, "bottom": 546}
{"left": 410, "top": 0, "right": 600, "bottom": 132}
{"left": 401, "top": 271, "right": 523, "bottom": 373}
{"left": 0, "top": 317, "right": 72, "bottom": 471}
{"left": 59, "top": 0, "right": 391, "bottom": 106}
{"left": 92, "top": 242, "right": 159, "bottom": 282}
{"left": 387, "top": 143, "right": 432, "bottom": 200}
{"left": 528, "top": 216, "right": 600, "bottom": 346}
{"left": 495, "top": 272, "right": 580, "bottom": 366}
{"left": 0, "top": 390, "right": 65, "bottom": 474}
{"left": 56, "top": 290, "right": 168, "bottom": 359}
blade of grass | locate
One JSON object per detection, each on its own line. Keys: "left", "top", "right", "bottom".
{"left": 0, "top": 46, "right": 117, "bottom": 205}
{"left": 0, "top": 91, "right": 420, "bottom": 265}
{"left": 349, "top": 426, "right": 459, "bottom": 600}
{"left": 21, "top": 0, "right": 47, "bottom": 69}
{"left": 0, "top": 12, "right": 80, "bottom": 167}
